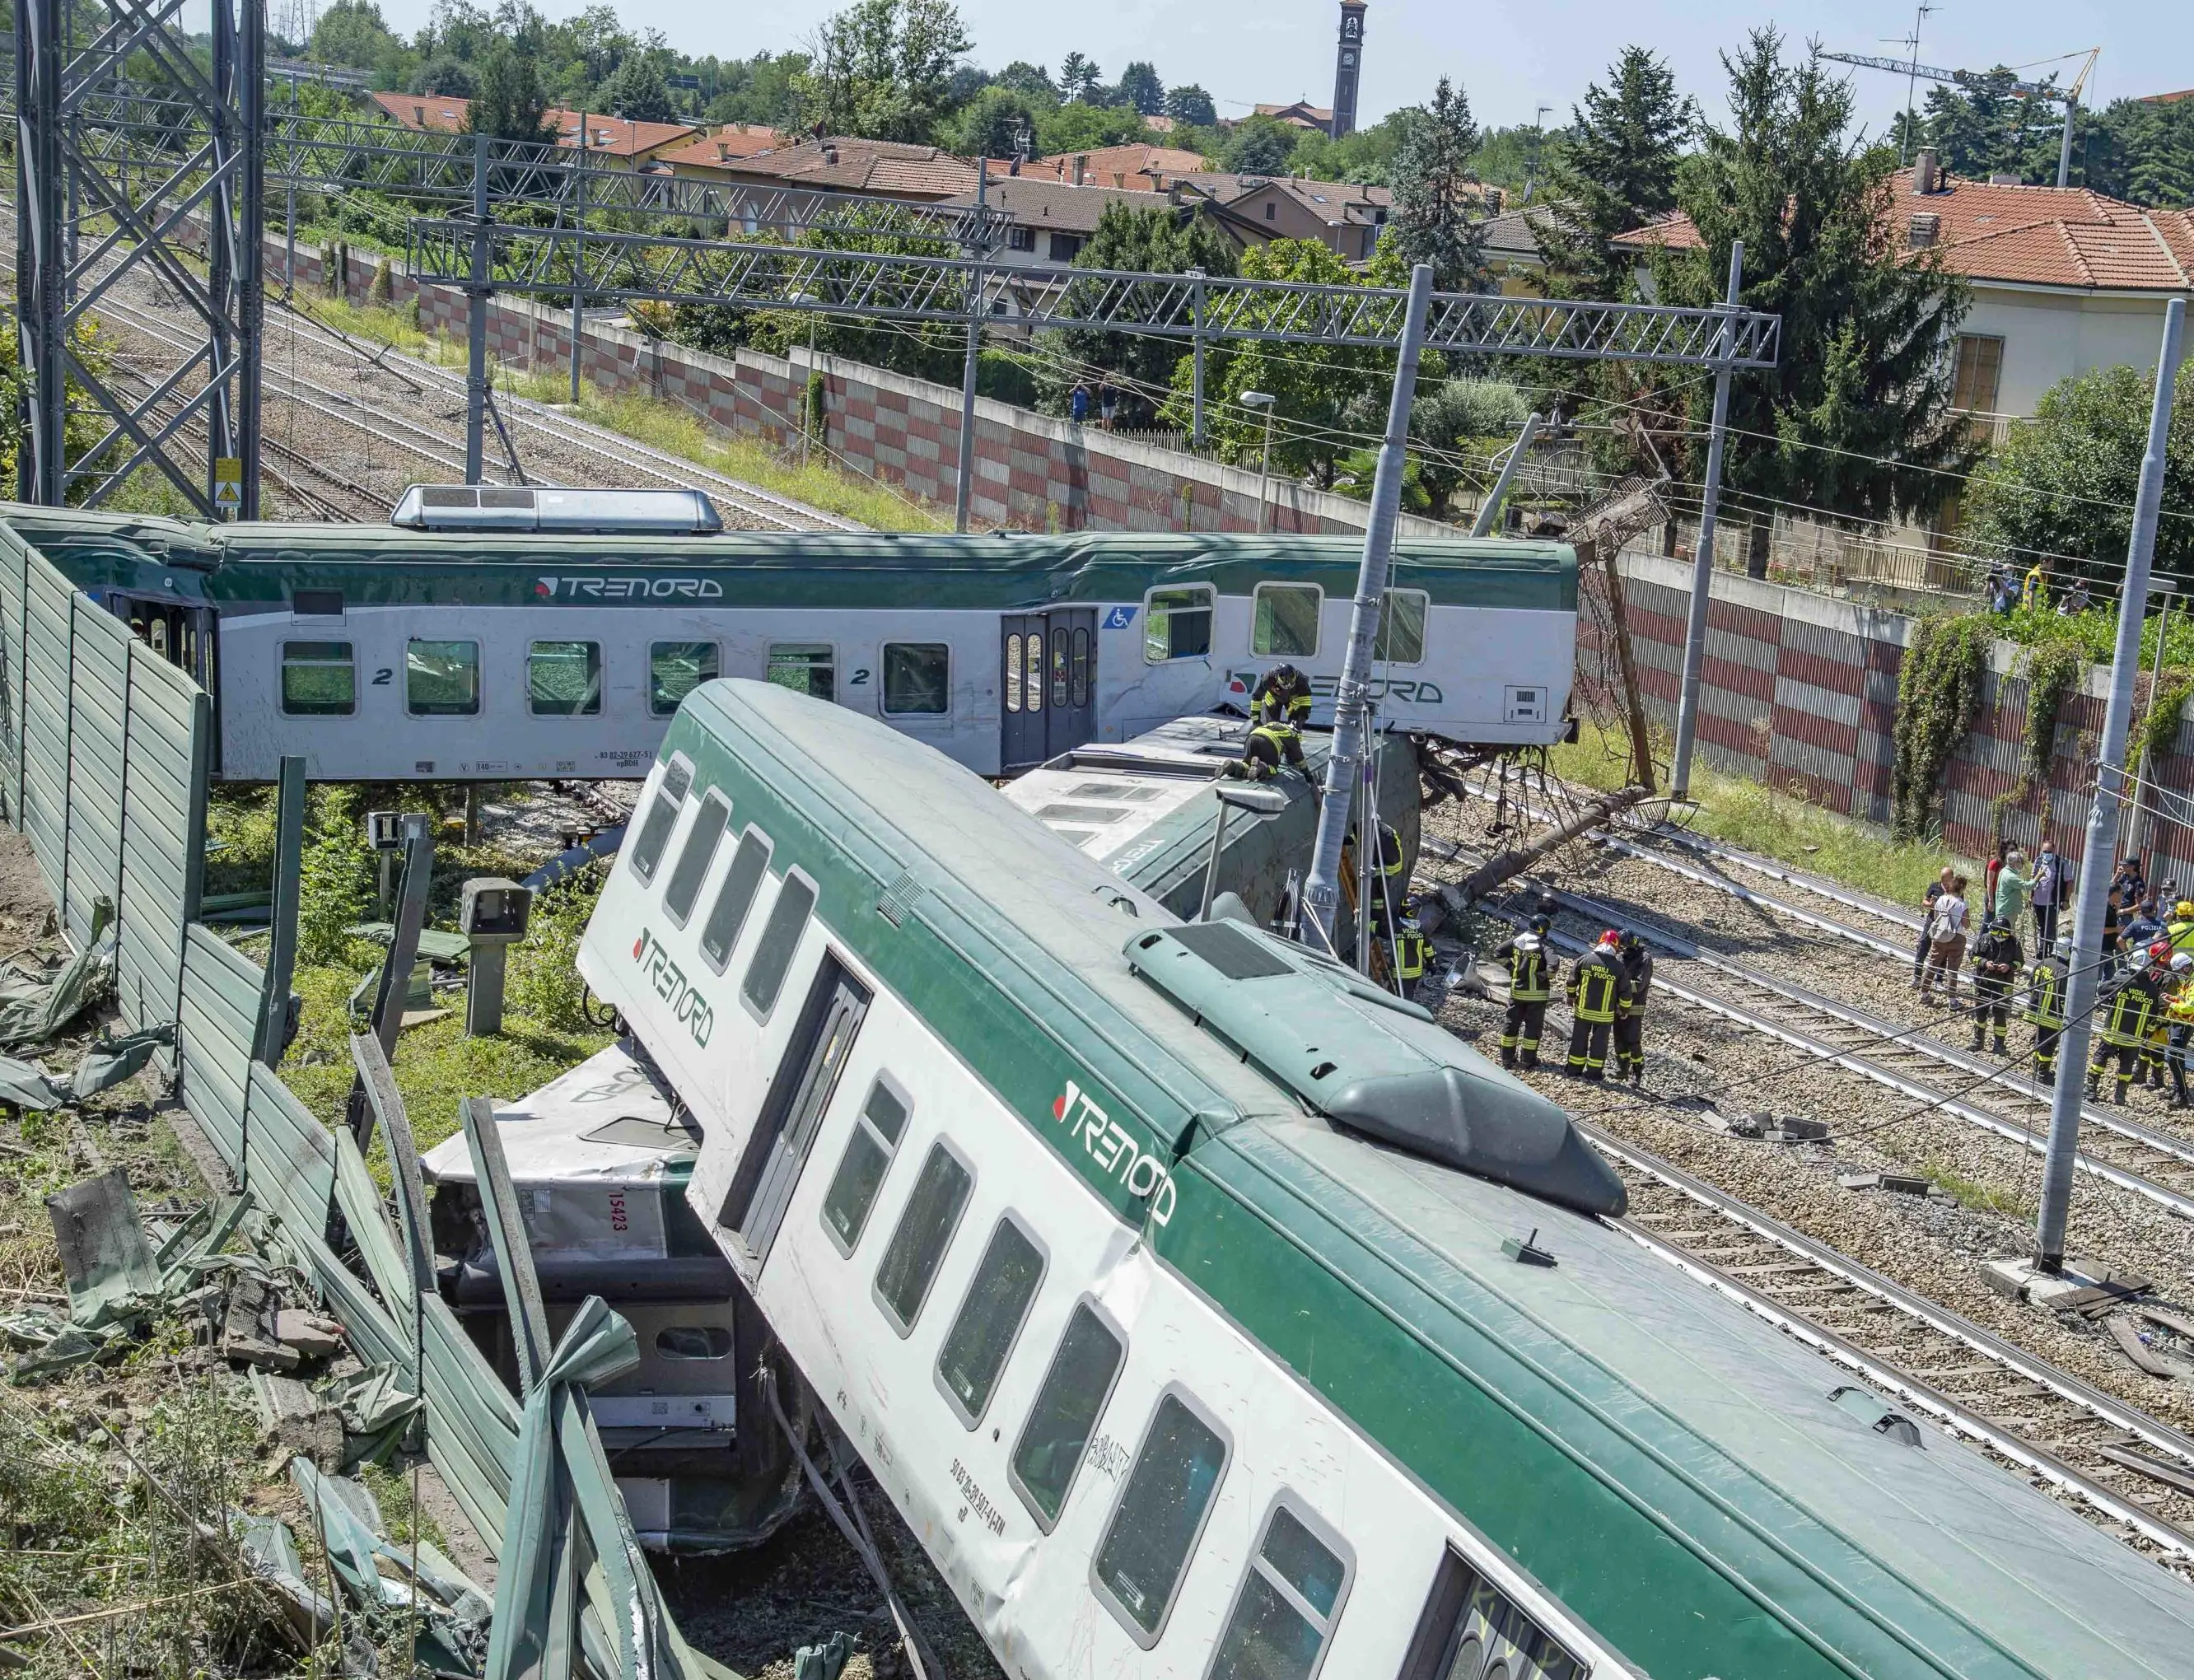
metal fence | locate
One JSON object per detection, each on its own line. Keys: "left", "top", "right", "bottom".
{"left": 0, "top": 514, "right": 703, "bottom": 1675}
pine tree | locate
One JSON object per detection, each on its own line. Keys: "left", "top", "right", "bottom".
{"left": 1540, "top": 47, "right": 1690, "bottom": 301}
{"left": 465, "top": 42, "right": 556, "bottom": 141}
{"left": 603, "top": 50, "right": 675, "bottom": 124}
{"left": 1389, "top": 77, "right": 1486, "bottom": 292}
{"left": 1118, "top": 61, "right": 1164, "bottom": 118}
{"left": 1664, "top": 29, "right": 1976, "bottom": 576}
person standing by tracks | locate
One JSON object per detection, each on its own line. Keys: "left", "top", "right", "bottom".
{"left": 1919, "top": 875, "right": 1971, "bottom": 1005}
{"left": 2089, "top": 945, "right": 2172, "bottom": 1105}
{"left": 1969, "top": 917, "right": 2024, "bottom": 1057}
{"left": 1613, "top": 929, "right": 1654, "bottom": 1085}
{"left": 1492, "top": 915, "right": 1557, "bottom": 1071}
{"left": 1994, "top": 849, "right": 2033, "bottom": 944}
{"left": 1913, "top": 866, "right": 1956, "bottom": 990}
{"left": 1565, "top": 931, "right": 1627, "bottom": 1081}
{"left": 2168, "top": 953, "right": 2194, "bottom": 1110}
{"left": 2031, "top": 841, "right": 2065, "bottom": 950}
{"left": 2027, "top": 936, "right": 2069, "bottom": 1087}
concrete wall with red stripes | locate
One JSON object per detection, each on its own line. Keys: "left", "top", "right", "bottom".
{"left": 1601, "top": 553, "right": 2194, "bottom": 881}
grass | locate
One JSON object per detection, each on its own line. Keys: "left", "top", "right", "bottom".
{"left": 1921, "top": 1160, "right": 2035, "bottom": 1220}
{"left": 294, "top": 295, "right": 945, "bottom": 533}
{"left": 1550, "top": 717, "right": 1972, "bottom": 908}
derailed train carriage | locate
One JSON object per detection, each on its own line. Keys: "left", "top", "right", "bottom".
{"left": 476, "top": 678, "right": 2191, "bottom": 1678}
{"left": 2, "top": 502, "right": 1579, "bottom": 782}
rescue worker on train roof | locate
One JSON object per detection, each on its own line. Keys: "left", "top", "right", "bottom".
{"left": 2027, "top": 936, "right": 2069, "bottom": 1088}
{"left": 2089, "top": 942, "right": 2173, "bottom": 1106}
{"left": 1226, "top": 663, "right": 1314, "bottom": 785}
{"left": 1249, "top": 663, "right": 1314, "bottom": 729}
{"left": 1566, "top": 931, "right": 1629, "bottom": 1083}
{"left": 1492, "top": 914, "right": 1558, "bottom": 1071}
{"left": 1969, "top": 917, "right": 2024, "bottom": 1059}
{"left": 1613, "top": 929, "right": 1652, "bottom": 1086}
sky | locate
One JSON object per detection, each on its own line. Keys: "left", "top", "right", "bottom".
{"left": 353, "top": 0, "right": 2193, "bottom": 142}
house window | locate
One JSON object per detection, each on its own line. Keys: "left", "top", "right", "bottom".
{"left": 1008, "top": 226, "right": 1036, "bottom": 253}
{"left": 1264, "top": 201, "right": 1277, "bottom": 222}
{"left": 1048, "top": 231, "right": 1085, "bottom": 262}
{"left": 1953, "top": 334, "right": 2005, "bottom": 413}
{"left": 280, "top": 642, "right": 354, "bottom": 716}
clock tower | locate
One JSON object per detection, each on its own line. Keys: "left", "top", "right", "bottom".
{"left": 1331, "top": 0, "right": 1366, "bottom": 139}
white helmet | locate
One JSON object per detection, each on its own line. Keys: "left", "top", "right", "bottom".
{"left": 1514, "top": 933, "right": 1540, "bottom": 952}
{"left": 2173, "top": 953, "right": 2192, "bottom": 974}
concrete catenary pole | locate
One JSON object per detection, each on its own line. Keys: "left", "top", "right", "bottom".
{"left": 1669, "top": 240, "right": 1745, "bottom": 800}
{"left": 2035, "top": 296, "right": 2186, "bottom": 1272}
{"left": 954, "top": 161, "right": 988, "bottom": 534}
{"left": 1297, "top": 262, "right": 1435, "bottom": 950}
{"left": 465, "top": 132, "right": 489, "bottom": 486}
{"left": 1468, "top": 410, "right": 1544, "bottom": 538}
{"left": 570, "top": 115, "right": 587, "bottom": 404}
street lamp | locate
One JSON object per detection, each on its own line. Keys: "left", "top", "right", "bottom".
{"left": 1242, "top": 390, "right": 1277, "bottom": 533}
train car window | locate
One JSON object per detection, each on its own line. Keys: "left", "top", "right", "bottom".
{"left": 1049, "top": 636, "right": 1071, "bottom": 710}
{"left": 663, "top": 791, "right": 731, "bottom": 926}
{"left": 1207, "top": 1500, "right": 1354, "bottom": 1680}
{"left": 529, "top": 641, "right": 603, "bottom": 715}
{"left": 406, "top": 640, "right": 480, "bottom": 716}
{"left": 650, "top": 642, "right": 720, "bottom": 716}
{"left": 821, "top": 1078, "right": 911, "bottom": 1253}
{"left": 872, "top": 1141, "right": 973, "bottom": 1335}
{"left": 1395, "top": 1549, "right": 1585, "bottom": 1680}
{"left": 656, "top": 1326, "right": 732, "bottom": 1360}
{"left": 936, "top": 1216, "right": 1047, "bottom": 1427}
{"left": 291, "top": 589, "right": 343, "bottom": 618}
{"left": 628, "top": 757, "right": 693, "bottom": 885}
{"left": 768, "top": 643, "right": 836, "bottom": 702}
{"left": 1252, "top": 584, "right": 1323, "bottom": 659}
{"left": 698, "top": 828, "right": 771, "bottom": 972}
{"left": 1091, "top": 1388, "right": 1231, "bottom": 1647}
{"left": 1071, "top": 627, "right": 1092, "bottom": 707}
{"left": 280, "top": 642, "right": 355, "bottom": 716}
{"left": 1144, "top": 586, "right": 1214, "bottom": 662}
{"left": 1025, "top": 634, "right": 1043, "bottom": 714}
{"left": 882, "top": 644, "right": 951, "bottom": 716}
{"left": 1375, "top": 590, "right": 1429, "bottom": 665}
{"left": 1005, "top": 635, "right": 1023, "bottom": 713}
{"left": 740, "top": 870, "right": 816, "bottom": 1019}
{"left": 1010, "top": 1300, "right": 1126, "bottom": 1531}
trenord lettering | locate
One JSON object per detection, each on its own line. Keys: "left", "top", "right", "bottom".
{"left": 632, "top": 927, "right": 716, "bottom": 1048}
{"left": 1049, "top": 1079, "right": 1176, "bottom": 1225}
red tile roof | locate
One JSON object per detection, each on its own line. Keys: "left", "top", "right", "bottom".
{"left": 704, "top": 137, "right": 983, "bottom": 199}
{"left": 367, "top": 92, "right": 698, "bottom": 159}
{"left": 1610, "top": 170, "right": 2194, "bottom": 292}
{"left": 655, "top": 124, "right": 792, "bottom": 170}
{"left": 1016, "top": 145, "right": 1210, "bottom": 189}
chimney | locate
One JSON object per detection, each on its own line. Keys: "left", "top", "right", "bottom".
{"left": 716, "top": 141, "right": 729, "bottom": 160}
{"left": 413, "top": 105, "right": 425, "bottom": 124}
{"left": 1916, "top": 147, "right": 1940, "bottom": 194}
{"left": 1988, "top": 171, "right": 2021, "bottom": 185}
{"left": 1073, "top": 154, "right": 1087, "bottom": 186}
{"left": 824, "top": 143, "right": 839, "bottom": 166}
{"left": 1907, "top": 211, "right": 1941, "bottom": 249}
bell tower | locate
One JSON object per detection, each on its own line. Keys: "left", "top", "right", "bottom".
{"left": 1331, "top": 0, "right": 1367, "bottom": 138}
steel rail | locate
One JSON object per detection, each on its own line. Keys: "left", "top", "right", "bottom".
{"left": 1589, "top": 1126, "right": 2194, "bottom": 1561}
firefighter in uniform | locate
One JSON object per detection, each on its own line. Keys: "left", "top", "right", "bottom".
{"left": 2089, "top": 943, "right": 2172, "bottom": 1104}
{"left": 1226, "top": 716, "right": 1307, "bottom": 782}
{"left": 2026, "top": 937, "right": 2068, "bottom": 1085}
{"left": 1249, "top": 664, "right": 1314, "bottom": 730}
{"left": 2171, "top": 898, "right": 2194, "bottom": 954}
{"left": 1492, "top": 915, "right": 1557, "bottom": 1070}
{"left": 1613, "top": 929, "right": 1653, "bottom": 1084}
{"left": 1968, "top": 917, "right": 2024, "bottom": 1056}
{"left": 1566, "top": 931, "right": 1627, "bottom": 1081}
{"left": 1391, "top": 903, "right": 1434, "bottom": 996}
{"left": 2168, "top": 952, "right": 2194, "bottom": 1108}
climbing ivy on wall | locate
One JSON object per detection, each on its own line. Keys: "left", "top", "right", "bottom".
{"left": 2138, "top": 670, "right": 2194, "bottom": 772}
{"left": 2022, "top": 641, "right": 2084, "bottom": 794}
{"left": 1890, "top": 614, "right": 1991, "bottom": 842}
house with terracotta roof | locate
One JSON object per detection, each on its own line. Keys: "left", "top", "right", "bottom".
{"left": 1181, "top": 172, "right": 1395, "bottom": 261}
{"left": 1253, "top": 100, "right": 1335, "bottom": 132}
{"left": 655, "top": 124, "right": 788, "bottom": 177}
{"left": 945, "top": 175, "right": 1202, "bottom": 269}
{"left": 1016, "top": 145, "right": 1211, "bottom": 192}
{"left": 684, "top": 134, "right": 982, "bottom": 202}
{"left": 1613, "top": 152, "right": 2193, "bottom": 426}
{"left": 367, "top": 91, "right": 699, "bottom": 168}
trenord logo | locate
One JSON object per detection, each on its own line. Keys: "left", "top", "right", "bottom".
{"left": 535, "top": 576, "right": 726, "bottom": 600}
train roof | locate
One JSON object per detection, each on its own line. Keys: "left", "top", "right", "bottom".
{"left": 0, "top": 506, "right": 1575, "bottom": 613}
{"left": 654, "top": 679, "right": 2194, "bottom": 1678}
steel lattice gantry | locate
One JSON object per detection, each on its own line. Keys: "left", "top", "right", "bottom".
{"left": 12, "top": 0, "right": 264, "bottom": 516}
{"left": 404, "top": 221, "right": 1784, "bottom": 366}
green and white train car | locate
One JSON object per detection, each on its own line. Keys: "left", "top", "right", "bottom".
{"left": 2, "top": 506, "right": 1575, "bottom": 782}
{"left": 577, "top": 679, "right": 2194, "bottom": 1680}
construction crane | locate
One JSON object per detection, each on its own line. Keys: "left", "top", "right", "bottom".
{"left": 1821, "top": 46, "right": 2101, "bottom": 189}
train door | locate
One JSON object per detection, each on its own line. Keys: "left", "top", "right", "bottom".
{"left": 1001, "top": 608, "right": 1098, "bottom": 774}
{"left": 105, "top": 592, "right": 220, "bottom": 768}
{"left": 720, "top": 957, "right": 871, "bottom": 1266}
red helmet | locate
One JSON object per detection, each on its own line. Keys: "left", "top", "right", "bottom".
{"left": 2152, "top": 941, "right": 2173, "bottom": 963}
{"left": 1600, "top": 930, "right": 1622, "bottom": 947}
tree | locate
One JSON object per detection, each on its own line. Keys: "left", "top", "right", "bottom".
{"left": 310, "top": 0, "right": 399, "bottom": 69}
{"left": 602, "top": 49, "right": 675, "bottom": 123}
{"left": 1222, "top": 114, "right": 1298, "bottom": 175}
{"left": 1389, "top": 77, "right": 1485, "bottom": 290}
{"left": 1057, "top": 52, "right": 1100, "bottom": 104}
{"left": 1032, "top": 100, "right": 1149, "bottom": 156}
{"left": 1039, "top": 202, "right": 1237, "bottom": 426}
{"left": 1118, "top": 61, "right": 1164, "bottom": 118}
{"left": 1541, "top": 47, "right": 1690, "bottom": 301}
{"left": 413, "top": 54, "right": 477, "bottom": 97}
{"left": 1662, "top": 29, "right": 1975, "bottom": 576}
{"left": 466, "top": 40, "right": 556, "bottom": 140}
{"left": 796, "top": 0, "right": 973, "bottom": 143}
{"left": 1910, "top": 67, "right": 2066, "bottom": 184}
{"left": 1165, "top": 83, "right": 1217, "bottom": 128}
{"left": 1965, "top": 364, "right": 2194, "bottom": 581}
{"left": 995, "top": 61, "right": 1057, "bottom": 101}
{"left": 955, "top": 84, "right": 1037, "bottom": 160}
{"left": 1408, "top": 379, "right": 1532, "bottom": 520}
{"left": 706, "top": 51, "right": 810, "bottom": 128}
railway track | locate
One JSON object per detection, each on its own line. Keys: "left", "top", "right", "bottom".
{"left": 1449, "top": 854, "right": 2194, "bottom": 1222}
{"left": 1595, "top": 1123, "right": 2194, "bottom": 1567}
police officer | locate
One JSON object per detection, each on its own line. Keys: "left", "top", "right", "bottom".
{"left": 1613, "top": 929, "right": 1653, "bottom": 1084}
{"left": 1968, "top": 916, "right": 2024, "bottom": 1056}
{"left": 1249, "top": 663, "right": 1314, "bottom": 730}
{"left": 2089, "top": 944, "right": 2171, "bottom": 1104}
{"left": 1566, "top": 931, "right": 1627, "bottom": 1081}
{"left": 1491, "top": 915, "right": 1557, "bottom": 1070}
{"left": 2027, "top": 936, "right": 2068, "bottom": 1086}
